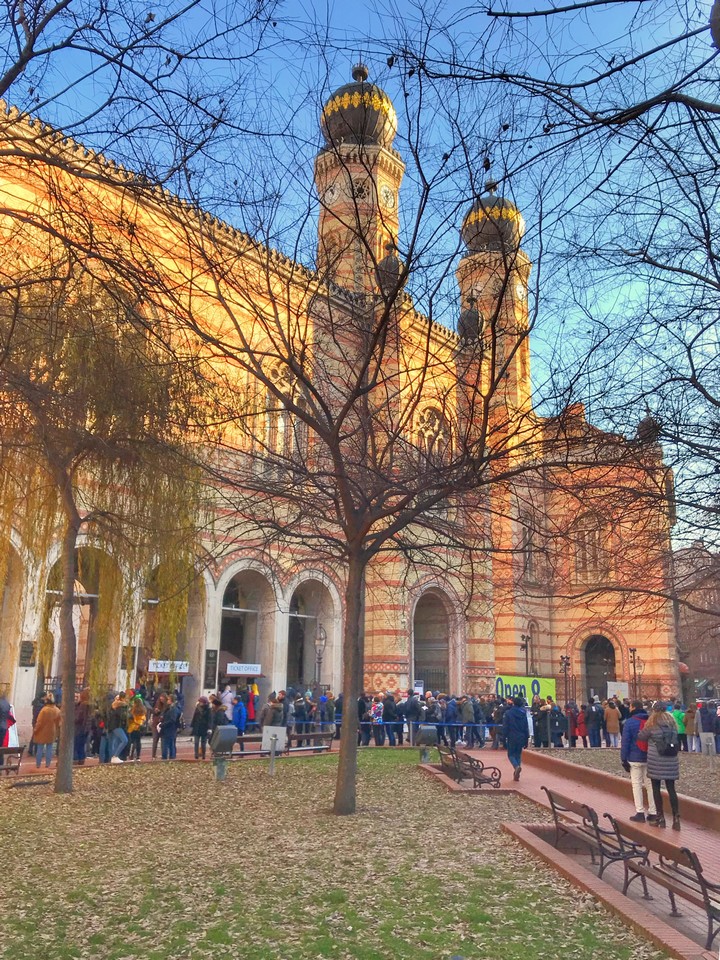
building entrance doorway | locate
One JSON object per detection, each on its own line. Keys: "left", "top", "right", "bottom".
{"left": 584, "top": 634, "right": 616, "bottom": 700}
{"left": 219, "top": 570, "right": 274, "bottom": 691}
{"left": 413, "top": 592, "right": 450, "bottom": 693}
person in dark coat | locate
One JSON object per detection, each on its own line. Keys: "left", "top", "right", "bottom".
{"left": 698, "top": 702, "right": 720, "bottom": 752}
{"left": 160, "top": 695, "right": 181, "bottom": 760}
{"left": 190, "top": 696, "right": 212, "bottom": 759}
{"left": 471, "top": 696, "right": 486, "bottom": 747}
{"left": 0, "top": 692, "right": 12, "bottom": 765}
{"left": 210, "top": 695, "right": 230, "bottom": 731}
{"left": 637, "top": 700, "right": 680, "bottom": 830}
{"left": 548, "top": 704, "right": 567, "bottom": 748}
{"left": 444, "top": 696, "right": 459, "bottom": 747}
{"left": 502, "top": 696, "right": 530, "bottom": 781}
{"left": 531, "top": 696, "right": 548, "bottom": 748}
{"left": 294, "top": 695, "right": 309, "bottom": 746}
{"left": 382, "top": 693, "right": 398, "bottom": 746}
{"left": 405, "top": 694, "right": 423, "bottom": 745}
{"left": 585, "top": 698, "right": 604, "bottom": 747}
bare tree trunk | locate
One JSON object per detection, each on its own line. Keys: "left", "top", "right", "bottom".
{"left": 54, "top": 515, "right": 80, "bottom": 794}
{"left": 333, "top": 553, "right": 365, "bottom": 815}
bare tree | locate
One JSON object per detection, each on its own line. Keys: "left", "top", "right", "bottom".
{"left": 0, "top": 261, "right": 207, "bottom": 793}
{"left": 0, "top": 8, "right": 684, "bottom": 808}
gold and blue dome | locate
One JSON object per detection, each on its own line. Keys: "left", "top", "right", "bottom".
{"left": 321, "top": 63, "right": 397, "bottom": 149}
{"left": 462, "top": 181, "right": 525, "bottom": 253}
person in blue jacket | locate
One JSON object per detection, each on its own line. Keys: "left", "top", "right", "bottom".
{"left": 503, "top": 696, "right": 530, "bottom": 781}
{"left": 620, "top": 699, "right": 658, "bottom": 822}
{"left": 444, "top": 696, "right": 460, "bottom": 747}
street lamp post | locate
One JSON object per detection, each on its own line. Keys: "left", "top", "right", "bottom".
{"left": 560, "top": 655, "right": 571, "bottom": 705}
{"left": 520, "top": 634, "right": 531, "bottom": 675}
{"left": 313, "top": 624, "right": 327, "bottom": 734}
{"left": 629, "top": 647, "right": 638, "bottom": 699}
{"left": 637, "top": 655, "right": 645, "bottom": 701}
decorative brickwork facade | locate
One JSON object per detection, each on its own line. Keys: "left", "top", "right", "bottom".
{"left": 0, "top": 68, "right": 680, "bottom": 729}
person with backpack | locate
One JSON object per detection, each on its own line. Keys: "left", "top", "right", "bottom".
{"left": 620, "top": 699, "right": 657, "bottom": 822}
{"left": 637, "top": 700, "right": 681, "bottom": 830}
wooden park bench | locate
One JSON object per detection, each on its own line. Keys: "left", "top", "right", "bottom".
{"left": 235, "top": 730, "right": 334, "bottom": 757}
{"left": 542, "top": 786, "right": 645, "bottom": 879}
{"left": 285, "top": 730, "right": 334, "bottom": 754}
{"left": 453, "top": 748, "right": 502, "bottom": 789}
{"left": 608, "top": 815, "right": 720, "bottom": 951}
{"left": 438, "top": 745, "right": 458, "bottom": 779}
{"left": 436, "top": 745, "right": 502, "bottom": 789}
{"left": 0, "top": 744, "right": 25, "bottom": 776}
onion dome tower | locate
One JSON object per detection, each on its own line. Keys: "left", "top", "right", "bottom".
{"left": 636, "top": 407, "right": 662, "bottom": 444}
{"left": 456, "top": 180, "right": 532, "bottom": 414}
{"left": 315, "top": 64, "right": 405, "bottom": 293}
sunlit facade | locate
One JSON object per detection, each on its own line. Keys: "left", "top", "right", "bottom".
{"left": 0, "top": 68, "right": 680, "bottom": 729}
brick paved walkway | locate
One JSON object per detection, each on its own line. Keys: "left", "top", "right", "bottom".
{"left": 463, "top": 746, "right": 720, "bottom": 957}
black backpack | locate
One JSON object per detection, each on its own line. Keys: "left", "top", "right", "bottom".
{"left": 657, "top": 725, "right": 679, "bottom": 757}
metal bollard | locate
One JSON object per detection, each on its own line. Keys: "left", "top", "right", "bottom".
{"left": 269, "top": 734, "right": 278, "bottom": 776}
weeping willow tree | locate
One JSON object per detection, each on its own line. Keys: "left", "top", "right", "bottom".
{"left": 0, "top": 265, "right": 206, "bottom": 793}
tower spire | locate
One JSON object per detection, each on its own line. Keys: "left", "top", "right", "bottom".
{"left": 315, "top": 66, "right": 404, "bottom": 293}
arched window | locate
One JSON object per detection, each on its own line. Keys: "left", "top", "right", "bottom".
{"left": 417, "top": 406, "right": 451, "bottom": 464}
{"left": 520, "top": 512, "right": 537, "bottom": 582}
{"left": 256, "top": 364, "right": 309, "bottom": 476}
{"left": 573, "top": 514, "right": 609, "bottom": 581}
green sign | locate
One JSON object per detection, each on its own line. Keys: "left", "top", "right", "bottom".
{"left": 495, "top": 675, "right": 557, "bottom": 702}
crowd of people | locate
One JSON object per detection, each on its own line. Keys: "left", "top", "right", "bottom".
{"left": 18, "top": 682, "right": 340, "bottom": 765}
{"left": 8, "top": 678, "right": 720, "bottom": 821}
{"left": 499, "top": 694, "right": 708, "bottom": 832}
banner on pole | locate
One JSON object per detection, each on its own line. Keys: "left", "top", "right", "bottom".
{"left": 495, "top": 675, "right": 557, "bottom": 702}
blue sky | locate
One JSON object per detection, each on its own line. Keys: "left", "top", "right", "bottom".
{"left": 2, "top": 0, "right": 716, "bottom": 451}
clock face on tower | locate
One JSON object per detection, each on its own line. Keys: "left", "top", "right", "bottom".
{"left": 380, "top": 184, "right": 395, "bottom": 210}
{"left": 323, "top": 183, "right": 338, "bottom": 204}
{"left": 515, "top": 282, "right": 527, "bottom": 301}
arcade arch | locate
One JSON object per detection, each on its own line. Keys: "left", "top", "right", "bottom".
{"left": 0, "top": 543, "right": 25, "bottom": 694}
{"left": 44, "top": 546, "right": 122, "bottom": 692}
{"left": 583, "top": 634, "right": 616, "bottom": 700}
{"left": 137, "top": 563, "right": 206, "bottom": 703}
{"left": 412, "top": 590, "right": 453, "bottom": 693}
{"left": 218, "top": 568, "right": 276, "bottom": 691}
{"left": 286, "top": 579, "right": 335, "bottom": 692}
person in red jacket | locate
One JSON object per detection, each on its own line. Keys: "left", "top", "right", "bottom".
{"left": 576, "top": 704, "right": 589, "bottom": 748}
{"left": 565, "top": 702, "right": 579, "bottom": 748}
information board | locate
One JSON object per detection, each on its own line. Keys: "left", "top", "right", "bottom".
{"left": 203, "top": 649, "right": 218, "bottom": 689}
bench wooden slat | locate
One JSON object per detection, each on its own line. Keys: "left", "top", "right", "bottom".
{"left": 0, "top": 744, "right": 25, "bottom": 776}
{"left": 608, "top": 814, "right": 720, "bottom": 950}
{"left": 542, "top": 786, "right": 642, "bottom": 879}
{"left": 453, "top": 749, "right": 502, "bottom": 789}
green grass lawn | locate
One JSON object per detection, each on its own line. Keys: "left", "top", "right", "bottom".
{"left": 0, "top": 751, "right": 665, "bottom": 960}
